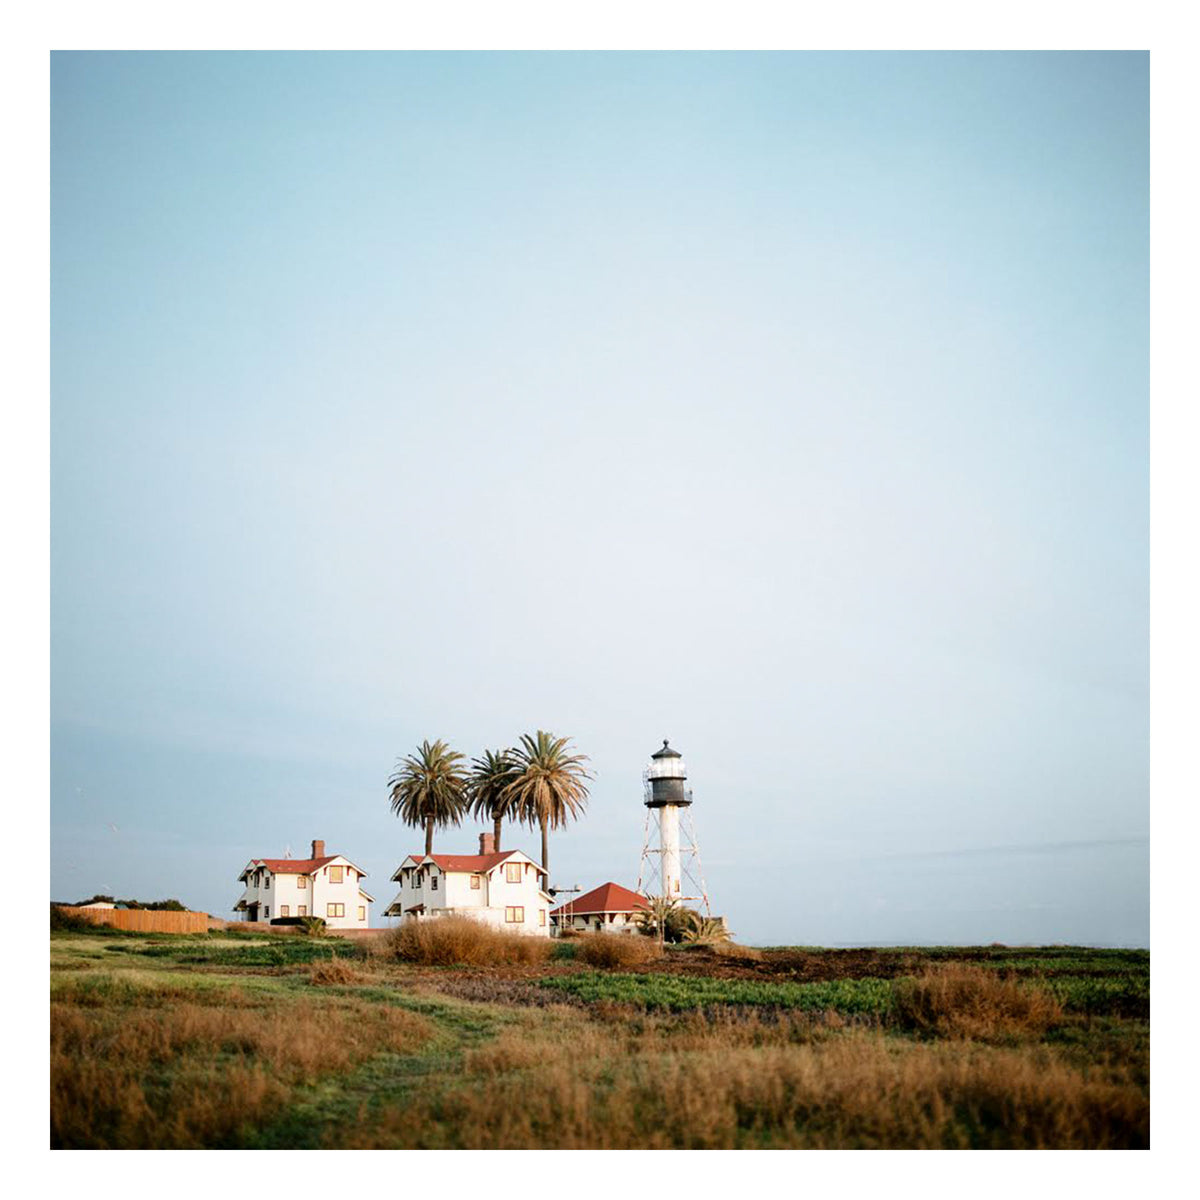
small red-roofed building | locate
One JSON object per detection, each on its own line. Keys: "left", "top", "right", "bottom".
{"left": 383, "top": 833, "right": 553, "bottom": 936}
{"left": 550, "top": 882, "right": 649, "bottom": 935}
{"left": 233, "top": 839, "right": 374, "bottom": 929}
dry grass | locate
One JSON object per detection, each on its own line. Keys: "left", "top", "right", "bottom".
{"left": 573, "top": 934, "right": 662, "bottom": 970}
{"left": 385, "top": 916, "right": 553, "bottom": 966}
{"left": 50, "top": 986, "right": 434, "bottom": 1148}
{"left": 308, "top": 957, "right": 366, "bottom": 986}
{"left": 892, "top": 964, "right": 1064, "bottom": 1040}
{"left": 708, "top": 941, "right": 765, "bottom": 962}
{"left": 348, "top": 1009, "right": 1146, "bottom": 1149}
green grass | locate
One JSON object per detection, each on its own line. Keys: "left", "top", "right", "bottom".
{"left": 540, "top": 966, "right": 1147, "bottom": 1018}
{"left": 105, "top": 938, "right": 345, "bottom": 967}
{"left": 540, "top": 971, "right": 897, "bottom": 1013}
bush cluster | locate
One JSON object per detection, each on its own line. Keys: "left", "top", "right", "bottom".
{"left": 573, "top": 934, "right": 662, "bottom": 970}
{"left": 386, "top": 916, "right": 553, "bottom": 966}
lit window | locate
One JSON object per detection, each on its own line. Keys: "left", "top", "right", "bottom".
{"left": 470, "top": 875, "right": 481, "bottom": 890}
{"left": 298, "top": 906, "right": 307, "bottom": 917}
{"left": 330, "top": 865, "right": 344, "bottom": 884}
{"left": 281, "top": 905, "right": 289, "bottom": 917}
{"left": 327, "top": 903, "right": 344, "bottom": 918}
{"left": 505, "top": 906, "right": 524, "bottom": 923}
{"left": 357, "top": 906, "right": 365, "bottom": 921}
{"left": 297, "top": 876, "right": 307, "bottom": 889}
{"left": 505, "top": 863, "right": 522, "bottom": 883}
{"left": 539, "top": 910, "right": 546, "bottom": 926}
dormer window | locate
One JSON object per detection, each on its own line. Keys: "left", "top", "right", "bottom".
{"left": 505, "top": 863, "right": 522, "bottom": 884}
{"left": 330, "top": 866, "right": 344, "bottom": 884}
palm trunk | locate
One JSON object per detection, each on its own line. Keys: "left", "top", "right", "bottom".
{"left": 494, "top": 814, "right": 503, "bottom": 853}
{"left": 540, "top": 817, "right": 549, "bottom": 890}
{"left": 425, "top": 817, "right": 434, "bottom": 856}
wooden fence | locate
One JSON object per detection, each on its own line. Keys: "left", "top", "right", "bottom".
{"left": 56, "top": 906, "right": 209, "bottom": 934}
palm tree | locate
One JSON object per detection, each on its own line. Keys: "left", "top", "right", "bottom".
{"left": 467, "top": 748, "right": 522, "bottom": 852}
{"left": 502, "top": 730, "right": 591, "bottom": 888}
{"left": 388, "top": 739, "right": 470, "bottom": 856}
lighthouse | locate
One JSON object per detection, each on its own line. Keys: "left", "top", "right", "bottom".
{"left": 638, "top": 739, "right": 711, "bottom": 913}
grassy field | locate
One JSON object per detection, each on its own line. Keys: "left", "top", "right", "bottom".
{"left": 50, "top": 928, "right": 1149, "bottom": 1149}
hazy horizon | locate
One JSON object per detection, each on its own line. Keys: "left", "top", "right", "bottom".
{"left": 51, "top": 51, "right": 1148, "bottom": 946}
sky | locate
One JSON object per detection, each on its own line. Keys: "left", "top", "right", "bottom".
{"left": 50, "top": 51, "right": 1148, "bottom": 945}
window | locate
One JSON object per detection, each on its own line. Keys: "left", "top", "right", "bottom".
{"left": 329, "top": 865, "right": 344, "bottom": 884}
{"left": 505, "top": 906, "right": 524, "bottom": 923}
{"left": 431, "top": 876, "right": 438, "bottom": 891}
{"left": 357, "top": 906, "right": 366, "bottom": 921}
{"left": 264, "top": 906, "right": 270, "bottom": 918}
{"left": 505, "top": 863, "right": 522, "bottom": 883}
{"left": 327, "top": 903, "right": 345, "bottom": 918}
{"left": 264, "top": 875, "right": 270, "bottom": 888}
{"left": 297, "top": 876, "right": 307, "bottom": 889}
{"left": 539, "top": 909, "right": 546, "bottom": 926}
{"left": 281, "top": 905, "right": 289, "bottom": 917}
{"left": 298, "top": 905, "right": 307, "bottom": 917}
{"left": 469, "top": 875, "right": 481, "bottom": 890}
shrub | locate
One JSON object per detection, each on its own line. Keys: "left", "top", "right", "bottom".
{"left": 892, "top": 965, "right": 1064, "bottom": 1040}
{"left": 388, "top": 917, "right": 553, "bottom": 966}
{"left": 51, "top": 906, "right": 97, "bottom": 933}
{"left": 574, "top": 934, "right": 662, "bottom": 970}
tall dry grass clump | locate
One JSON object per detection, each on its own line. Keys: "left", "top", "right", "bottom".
{"left": 892, "top": 964, "right": 1063, "bottom": 1040}
{"left": 308, "top": 957, "right": 365, "bottom": 986}
{"left": 389, "top": 916, "right": 553, "bottom": 966}
{"left": 574, "top": 934, "right": 662, "bottom": 970}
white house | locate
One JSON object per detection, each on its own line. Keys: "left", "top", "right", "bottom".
{"left": 384, "top": 834, "right": 552, "bottom": 936}
{"left": 550, "top": 882, "right": 649, "bottom": 935}
{"left": 233, "top": 839, "right": 375, "bottom": 930}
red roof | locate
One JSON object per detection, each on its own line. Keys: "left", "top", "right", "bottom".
{"left": 245, "top": 856, "right": 348, "bottom": 875}
{"left": 551, "top": 882, "right": 649, "bottom": 917}
{"left": 400, "top": 851, "right": 545, "bottom": 875}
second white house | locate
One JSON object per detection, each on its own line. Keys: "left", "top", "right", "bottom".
{"left": 384, "top": 834, "right": 552, "bottom": 935}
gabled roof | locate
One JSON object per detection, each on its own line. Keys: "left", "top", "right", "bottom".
{"left": 551, "top": 882, "right": 649, "bottom": 917}
{"left": 240, "top": 854, "right": 367, "bottom": 879}
{"left": 247, "top": 856, "right": 336, "bottom": 875}
{"left": 391, "top": 850, "right": 545, "bottom": 880}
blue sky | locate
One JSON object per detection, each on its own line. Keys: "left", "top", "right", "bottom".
{"left": 50, "top": 52, "right": 1147, "bottom": 944}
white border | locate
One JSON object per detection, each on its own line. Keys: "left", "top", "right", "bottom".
{"left": 12, "top": 0, "right": 1191, "bottom": 1187}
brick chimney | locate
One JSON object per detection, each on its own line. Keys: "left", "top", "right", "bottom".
{"left": 479, "top": 832, "right": 495, "bottom": 855}
{"left": 311, "top": 839, "right": 325, "bottom": 860}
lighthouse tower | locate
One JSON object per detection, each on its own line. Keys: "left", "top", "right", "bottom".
{"left": 637, "top": 739, "right": 711, "bottom": 914}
